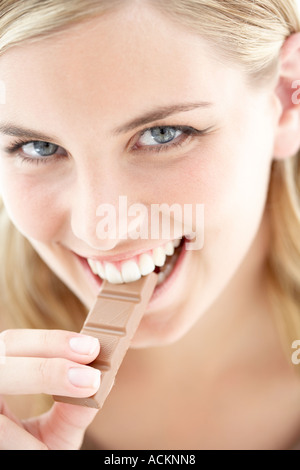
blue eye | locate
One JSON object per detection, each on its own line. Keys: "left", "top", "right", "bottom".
{"left": 22, "top": 141, "right": 61, "bottom": 157}
{"left": 138, "top": 127, "right": 183, "bottom": 146}
{"left": 3, "top": 138, "right": 68, "bottom": 165}
{"left": 132, "top": 125, "right": 209, "bottom": 154}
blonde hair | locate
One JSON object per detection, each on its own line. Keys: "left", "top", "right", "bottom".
{"left": 0, "top": 0, "right": 300, "bottom": 357}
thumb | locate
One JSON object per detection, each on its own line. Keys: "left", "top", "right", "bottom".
{"left": 26, "top": 402, "right": 98, "bottom": 450}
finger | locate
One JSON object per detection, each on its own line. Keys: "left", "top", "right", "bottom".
{"left": 0, "top": 398, "right": 22, "bottom": 427}
{"left": 24, "top": 403, "right": 98, "bottom": 450}
{"left": 0, "top": 414, "right": 48, "bottom": 450}
{"left": 0, "top": 357, "right": 101, "bottom": 397}
{"left": 0, "top": 329, "right": 100, "bottom": 364}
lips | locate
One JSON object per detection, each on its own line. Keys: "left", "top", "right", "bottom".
{"left": 86, "top": 238, "right": 184, "bottom": 285}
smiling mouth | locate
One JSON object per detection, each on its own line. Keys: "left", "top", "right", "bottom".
{"left": 86, "top": 237, "right": 185, "bottom": 286}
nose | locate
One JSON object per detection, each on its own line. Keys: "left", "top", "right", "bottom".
{"left": 70, "top": 165, "right": 129, "bottom": 251}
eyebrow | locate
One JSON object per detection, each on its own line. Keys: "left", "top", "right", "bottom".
{"left": 0, "top": 101, "right": 213, "bottom": 142}
{"left": 111, "top": 102, "right": 212, "bottom": 134}
{"left": 0, "top": 124, "right": 59, "bottom": 143}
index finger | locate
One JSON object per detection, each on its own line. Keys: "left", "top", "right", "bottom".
{"left": 0, "top": 329, "right": 100, "bottom": 364}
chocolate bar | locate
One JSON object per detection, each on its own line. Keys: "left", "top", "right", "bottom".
{"left": 54, "top": 272, "right": 157, "bottom": 408}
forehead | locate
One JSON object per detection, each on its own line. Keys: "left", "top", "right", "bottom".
{"left": 0, "top": 3, "right": 239, "bottom": 134}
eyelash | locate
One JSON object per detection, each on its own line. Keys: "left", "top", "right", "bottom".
{"left": 4, "top": 139, "right": 61, "bottom": 166}
{"left": 4, "top": 125, "right": 208, "bottom": 166}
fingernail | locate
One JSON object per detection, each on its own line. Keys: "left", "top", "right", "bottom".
{"left": 68, "top": 367, "right": 101, "bottom": 389}
{"left": 69, "top": 335, "right": 99, "bottom": 355}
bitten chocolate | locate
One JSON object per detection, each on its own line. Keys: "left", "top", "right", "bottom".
{"left": 54, "top": 272, "right": 157, "bottom": 408}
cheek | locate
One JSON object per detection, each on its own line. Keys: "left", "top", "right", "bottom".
{"left": 200, "top": 133, "right": 273, "bottom": 289}
{"left": 159, "top": 124, "right": 273, "bottom": 258}
{"left": 154, "top": 141, "right": 270, "bottom": 219}
{"left": 205, "top": 117, "right": 273, "bottom": 227}
{"left": 0, "top": 169, "right": 65, "bottom": 242}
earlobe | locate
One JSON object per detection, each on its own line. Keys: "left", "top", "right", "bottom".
{"left": 273, "top": 33, "right": 300, "bottom": 160}
{"left": 274, "top": 109, "right": 300, "bottom": 158}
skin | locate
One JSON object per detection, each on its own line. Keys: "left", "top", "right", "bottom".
{"left": 0, "top": 1, "right": 300, "bottom": 449}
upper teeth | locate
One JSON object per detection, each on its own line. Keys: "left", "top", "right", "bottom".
{"left": 87, "top": 238, "right": 181, "bottom": 284}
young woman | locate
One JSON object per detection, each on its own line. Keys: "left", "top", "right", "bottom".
{"left": 0, "top": 0, "right": 300, "bottom": 450}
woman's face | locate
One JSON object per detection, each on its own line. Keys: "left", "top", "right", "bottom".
{"left": 0, "top": 3, "right": 280, "bottom": 346}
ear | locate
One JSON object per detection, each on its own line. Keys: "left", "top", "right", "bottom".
{"left": 273, "top": 33, "right": 300, "bottom": 160}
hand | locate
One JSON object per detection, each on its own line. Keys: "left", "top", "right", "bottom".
{"left": 0, "top": 329, "right": 101, "bottom": 449}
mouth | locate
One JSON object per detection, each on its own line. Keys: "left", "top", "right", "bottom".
{"left": 76, "top": 237, "right": 187, "bottom": 301}
{"left": 87, "top": 237, "right": 185, "bottom": 285}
